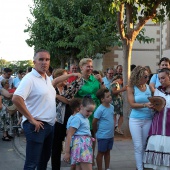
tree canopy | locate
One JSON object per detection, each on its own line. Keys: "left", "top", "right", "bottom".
{"left": 25, "top": 0, "right": 120, "bottom": 67}
{"left": 0, "top": 59, "right": 33, "bottom": 74}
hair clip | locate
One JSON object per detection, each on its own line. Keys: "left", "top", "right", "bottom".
{"left": 84, "top": 94, "right": 92, "bottom": 98}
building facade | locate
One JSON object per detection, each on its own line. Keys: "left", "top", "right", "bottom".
{"left": 93, "top": 19, "right": 170, "bottom": 74}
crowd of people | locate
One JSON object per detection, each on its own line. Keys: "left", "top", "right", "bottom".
{"left": 0, "top": 49, "right": 170, "bottom": 170}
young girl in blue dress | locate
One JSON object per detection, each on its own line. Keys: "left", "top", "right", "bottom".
{"left": 63, "top": 96, "right": 96, "bottom": 170}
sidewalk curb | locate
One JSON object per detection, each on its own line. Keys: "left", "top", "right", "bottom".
{"left": 13, "top": 136, "right": 25, "bottom": 160}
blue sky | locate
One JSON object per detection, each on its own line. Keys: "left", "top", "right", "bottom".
{"left": 0, "top": 0, "right": 34, "bottom": 61}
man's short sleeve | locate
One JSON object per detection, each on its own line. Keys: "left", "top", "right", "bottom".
{"left": 14, "top": 76, "right": 32, "bottom": 100}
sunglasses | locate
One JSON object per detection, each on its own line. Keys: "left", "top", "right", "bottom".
{"left": 144, "top": 75, "right": 149, "bottom": 79}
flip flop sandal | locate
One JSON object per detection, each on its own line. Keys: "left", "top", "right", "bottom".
{"left": 2, "top": 136, "right": 11, "bottom": 141}
{"left": 7, "top": 134, "right": 14, "bottom": 139}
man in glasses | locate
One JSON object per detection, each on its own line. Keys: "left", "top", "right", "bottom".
{"left": 102, "top": 68, "right": 114, "bottom": 89}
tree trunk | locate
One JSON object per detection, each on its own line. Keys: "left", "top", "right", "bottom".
{"left": 60, "top": 58, "right": 65, "bottom": 68}
{"left": 122, "top": 39, "right": 134, "bottom": 137}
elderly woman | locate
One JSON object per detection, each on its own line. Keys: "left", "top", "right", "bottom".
{"left": 63, "top": 58, "right": 104, "bottom": 126}
{"left": 143, "top": 68, "right": 170, "bottom": 170}
{"left": 75, "top": 58, "right": 104, "bottom": 127}
{"left": 127, "top": 66, "right": 153, "bottom": 170}
{"left": 0, "top": 79, "right": 14, "bottom": 141}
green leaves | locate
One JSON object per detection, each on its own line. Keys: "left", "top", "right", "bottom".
{"left": 25, "top": 0, "right": 120, "bottom": 65}
{"left": 136, "top": 28, "right": 154, "bottom": 43}
{"left": 4, "top": 60, "right": 33, "bottom": 73}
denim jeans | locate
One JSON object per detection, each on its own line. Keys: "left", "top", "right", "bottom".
{"left": 129, "top": 118, "right": 152, "bottom": 170}
{"left": 23, "top": 121, "right": 54, "bottom": 170}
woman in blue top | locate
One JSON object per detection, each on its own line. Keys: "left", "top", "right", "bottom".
{"left": 149, "top": 57, "right": 170, "bottom": 93}
{"left": 127, "top": 66, "right": 153, "bottom": 170}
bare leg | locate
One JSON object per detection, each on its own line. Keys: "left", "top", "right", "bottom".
{"left": 75, "top": 164, "right": 81, "bottom": 170}
{"left": 91, "top": 130, "right": 96, "bottom": 167}
{"left": 71, "top": 164, "right": 76, "bottom": 170}
{"left": 104, "top": 150, "right": 110, "bottom": 170}
{"left": 80, "top": 162, "right": 92, "bottom": 170}
{"left": 92, "top": 140, "right": 96, "bottom": 166}
{"left": 114, "top": 114, "right": 117, "bottom": 128}
{"left": 96, "top": 152, "right": 104, "bottom": 170}
{"left": 3, "top": 131, "right": 7, "bottom": 137}
{"left": 118, "top": 115, "right": 123, "bottom": 129}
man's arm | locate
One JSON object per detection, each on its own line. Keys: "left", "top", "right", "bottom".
{"left": 1, "top": 88, "right": 13, "bottom": 98}
{"left": 52, "top": 73, "right": 81, "bottom": 88}
{"left": 56, "top": 94, "right": 69, "bottom": 104}
{"left": 12, "top": 95, "right": 44, "bottom": 132}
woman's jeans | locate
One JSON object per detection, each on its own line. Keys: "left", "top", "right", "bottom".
{"left": 23, "top": 121, "right": 54, "bottom": 170}
{"left": 129, "top": 118, "right": 152, "bottom": 170}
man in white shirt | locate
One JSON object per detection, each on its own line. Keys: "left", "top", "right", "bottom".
{"left": 12, "top": 49, "right": 56, "bottom": 170}
{"left": 0, "top": 68, "right": 13, "bottom": 89}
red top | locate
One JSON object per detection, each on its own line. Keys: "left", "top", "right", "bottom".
{"left": 67, "top": 72, "right": 77, "bottom": 83}
{"left": 8, "top": 89, "right": 16, "bottom": 93}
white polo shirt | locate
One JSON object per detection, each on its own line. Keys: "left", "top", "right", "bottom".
{"left": 14, "top": 68, "right": 56, "bottom": 126}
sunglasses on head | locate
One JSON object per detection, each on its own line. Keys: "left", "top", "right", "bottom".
{"left": 158, "top": 68, "right": 170, "bottom": 73}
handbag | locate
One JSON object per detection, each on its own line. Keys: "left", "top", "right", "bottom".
{"left": 3, "top": 103, "right": 17, "bottom": 116}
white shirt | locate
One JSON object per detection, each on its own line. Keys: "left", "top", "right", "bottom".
{"left": 14, "top": 68, "right": 56, "bottom": 127}
{"left": 0, "top": 75, "right": 13, "bottom": 89}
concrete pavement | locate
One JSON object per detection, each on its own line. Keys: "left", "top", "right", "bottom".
{"left": 13, "top": 133, "right": 138, "bottom": 170}
{"left": 0, "top": 133, "right": 24, "bottom": 170}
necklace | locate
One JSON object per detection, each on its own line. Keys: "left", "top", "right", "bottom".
{"left": 138, "top": 84, "right": 145, "bottom": 89}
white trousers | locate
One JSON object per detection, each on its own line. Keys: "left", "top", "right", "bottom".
{"left": 129, "top": 118, "right": 152, "bottom": 170}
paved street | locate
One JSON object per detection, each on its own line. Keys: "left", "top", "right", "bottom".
{"left": 13, "top": 133, "right": 137, "bottom": 170}
{"left": 0, "top": 133, "right": 24, "bottom": 170}
{"left": 0, "top": 131, "right": 152, "bottom": 170}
